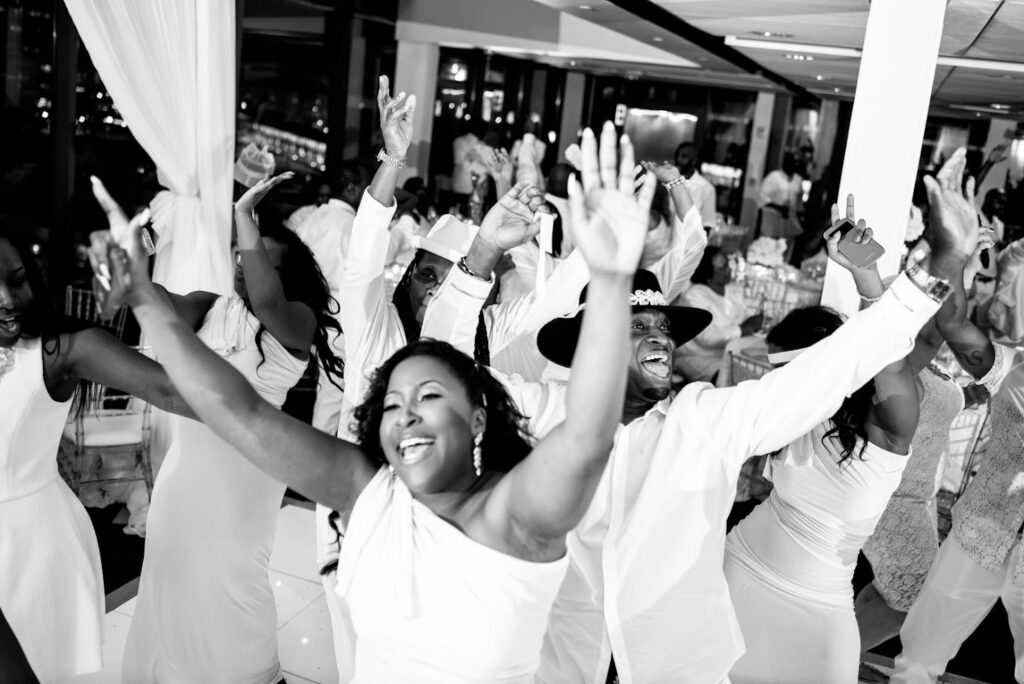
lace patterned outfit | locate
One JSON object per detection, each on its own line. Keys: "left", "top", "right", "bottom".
{"left": 893, "top": 344, "right": 1024, "bottom": 684}
{"left": 862, "top": 365, "right": 964, "bottom": 611}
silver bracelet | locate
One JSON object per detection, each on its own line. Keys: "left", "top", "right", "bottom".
{"left": 859, "top": 291, "right": 884, "bottom": 303}
{"left": 376, "top": 148, "right": 406, "bottom": 169}
{"left": 664, "top": 176, "right": 686, "bottom": 190}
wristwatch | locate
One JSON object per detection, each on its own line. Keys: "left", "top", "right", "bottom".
{"left": 905, "top": 262, "right": 953, "bottom": 303}
{"left": 376, "top": 149, "right": 405, "bottom": 169}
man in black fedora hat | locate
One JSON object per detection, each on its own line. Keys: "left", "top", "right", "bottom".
{"left": 421, "top": 140, "right": 978, "bottom": 682}
{"left": 535, "top": 268, "right": 711, "bottom": 425}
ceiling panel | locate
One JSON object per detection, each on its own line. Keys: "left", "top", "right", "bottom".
{"left": 528, "top": 0, "right": 1024, "bottom": 115}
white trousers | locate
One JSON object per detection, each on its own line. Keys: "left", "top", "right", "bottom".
{"left": 891, "top": 536, "right": 1024, "bottom": 683}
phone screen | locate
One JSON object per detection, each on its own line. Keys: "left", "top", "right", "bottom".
{"left": 826, "top": 218, "right": 856, "bottom": 240}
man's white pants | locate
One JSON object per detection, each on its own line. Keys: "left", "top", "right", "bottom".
{"left": 891, "top": 536, "right": 1024, "bottom": 683}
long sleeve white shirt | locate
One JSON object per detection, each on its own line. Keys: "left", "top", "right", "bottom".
{"left": 536, "top": 273, "right": 942, "bottom": 684}
{"left": 292, "top": 199, "right": 357, "bottom": 298}
{"left": 684, "top": 170, "right": 718, "bottom": 230}
{"left": 986, "top": 238, "right": 1024, "bottom": 344}
{"left": 429, "top": 207, "right": 707, "bottom": 382}
{"left": 340, "top": 190, "right": 568, "bottom": 441}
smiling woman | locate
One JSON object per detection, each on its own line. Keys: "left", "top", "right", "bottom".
{"left": 0, "top": 225, "right": 197, "bottom": 681}
{"left": 94, "top": 117, "right": 653, "bottom": 682}
{"left": 354, "top": 339, "right": 533, "bottom": 485}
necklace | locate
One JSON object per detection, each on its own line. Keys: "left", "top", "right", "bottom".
{"left": 0, "top": 344, "right": 14, "bottom": 383}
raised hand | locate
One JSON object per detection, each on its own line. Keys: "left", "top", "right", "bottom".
{"left": 485, "top": 148, "right": 514, "bottom": 187}
{"left": 826, "top": 194, "right": 877, "bottom": 274}
{"left": 376, "top": 75, "right": 415, "bottom": 158}
{"left": 640, "top": 160, "right": 681, "bottom": 184}
{"left": 923, "top": 147, "right": 980, "bottom": 264}
{"left": 89, "top": 177, "right": 152, "bottom": 315}
{"left": 570, "top": 122, "right": 655, "bottom": 276}
{"left": 234, "top": 172, "right": 294, "bottom": 216}
{"left": 963, "top": 227, "right": 996, "bottom": 287}
{"left": 477, "top": 181, "right": 547, "bottom": 252}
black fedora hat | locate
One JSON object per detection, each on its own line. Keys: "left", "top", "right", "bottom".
{"left": 536, "top": 269, "right": 713, "bottom": 368}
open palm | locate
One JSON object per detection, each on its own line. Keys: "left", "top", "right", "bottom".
{"left": 377, "top": 76, "right": 415, "bottom": 158}
{"left": 924, "top": 147, "right": 980, "bottom": 261}
{"left": 570, "top": 122, "right": 655, "bottom": 275}
{"left": 478, "top": 181, "right": 546, "bottom": 251}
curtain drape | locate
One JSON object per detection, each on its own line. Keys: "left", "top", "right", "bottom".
{"left": 64, "top": 0, "right": 235, "bottom": 295}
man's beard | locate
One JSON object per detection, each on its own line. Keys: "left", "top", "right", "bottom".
{"left": 642, "top": 385, "right": 670, "bottom": 402}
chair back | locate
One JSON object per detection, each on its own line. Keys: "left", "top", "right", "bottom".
{"left": 62, "top": 346, "right": 154, "bottom": 496}
{"left": 64, "top": 286, "right": 128, "bottom": 339}
{"left": 728, "top": 351, "right": 773, "bottom": 385}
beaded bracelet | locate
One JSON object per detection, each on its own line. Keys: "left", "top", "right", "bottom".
{"left": 663, "top": 176, "right": 686, "bottom": 190}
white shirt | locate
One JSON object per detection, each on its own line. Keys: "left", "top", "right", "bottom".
{"left": 676, "top": 283, "right": 747, "bottom": 382}
{"left": 452, "top": 134, "right": 491, "bottom": 195}
{"left": 684, "top": 170, "right": 718, "bottom": 230}
{"left": 986, "top": 238, "right": 1024, "bottom": 344}
{"left": 535, "top": 274, "right": 940, "bottom": 684}
{"left": 432, "top": 207, "right": 708, "bottom": 383}
{"left": 292, "top": 199, "right": 357, "bottom": 297}
{"left": 284, "top": 204, "right": 318, "bottom": 232}
{"left": 511, "top": 134, "right": 547, "bottom": 192}
{"left": 340, "top": 190, "right": 569, "bottom": 441}
{"left": 759, "top": 169, "right": 803, "bottom": 208}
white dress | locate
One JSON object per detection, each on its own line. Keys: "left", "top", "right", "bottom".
{"left": 0, "top": 337, "right": 104, "bottom": 682}
{"left": 725, "top": 423, "right": 909, "bottom": 684}
{"left": 123, "top": 297, "right": 306, "bottom": 683}
{"left": 336, "top": 469, "right": 569, "bottom": 683}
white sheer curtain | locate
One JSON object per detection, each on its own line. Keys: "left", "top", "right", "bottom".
{"left": 65, "top": 0, "right": 235, "bottom": 295}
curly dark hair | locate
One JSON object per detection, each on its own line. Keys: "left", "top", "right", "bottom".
{"left": 0, "top": 221, "right": 90, "bottom": 411}
{"left": 251, "top": 225, "right": 344, "bottom": 390}
{"left": 351, "top": 339, "right": 534, "bottom": 471}
{"left": 766, "top": 305, "right": 874, "bottom": 466}
{"left": 392, "top": 249, "right": 492, "bottom": 365}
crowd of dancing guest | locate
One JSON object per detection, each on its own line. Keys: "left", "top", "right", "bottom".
{"left": 3, "top": 66, "right": 1024, "bottom": 684}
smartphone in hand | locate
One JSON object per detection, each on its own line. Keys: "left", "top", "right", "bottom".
{"left": 823, "top": 218, "right": 885, "bottom": 268}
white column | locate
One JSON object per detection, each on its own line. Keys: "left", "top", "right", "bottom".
{"left": 740, "top": 92, "right": 775, "bottom": 230}
{"left": 394, "top": 39, "right": 440, "bottom": 183}
{"left": 556, "top": 71, "right": 586, "bottom": 161}
{"left": 822, "top": 0, "right": 946, "bottom": 315}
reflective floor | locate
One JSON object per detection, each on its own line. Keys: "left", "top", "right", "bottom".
{"left": 73, "top": 504, "right": 340, "bottom": 684}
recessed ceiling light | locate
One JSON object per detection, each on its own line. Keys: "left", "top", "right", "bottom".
{"left": 806, "top": 56, "right": 814, "bottom": 61}
{"left": 652, "top": 36, "right": 664, "bottom": 42}
{"left": 833, "top": 87, "right": 841, "bottom": 93}
{"left": 579, "top": 4, "right": 594, "bottom": 9}
{"left": 991, "top": 103, "right": 1010, "bottom": 109}
{"left": 751, "top": 31, "right": 793, "bottom": 39}
{"left": 816, "top": 74, "right": 823, "bottom": 80}
{"left": 570, "top": 60, "right": 577, "bottom": 66}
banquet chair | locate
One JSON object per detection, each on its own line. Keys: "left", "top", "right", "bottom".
{"left": 65, "top": 285, "right": 128, "bottom": 339}
{"left": 728, "top": 352, "right": 773, "bottom": 384}
{"left": 63, "top": 352, "right": 154, "bottom": 497}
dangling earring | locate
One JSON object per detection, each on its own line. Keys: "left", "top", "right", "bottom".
{"left": 388, "top": 463, "right": 396, "bottom": 480}
{"left": 472, "top": 433, "right": 484, "bottom": 477}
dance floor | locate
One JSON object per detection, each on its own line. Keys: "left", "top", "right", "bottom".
{"left": 75, "top": 500, "right": 1002, "bottom": 684}
{"left": 75, "top": 503, "right": 340, "bottom": 684}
